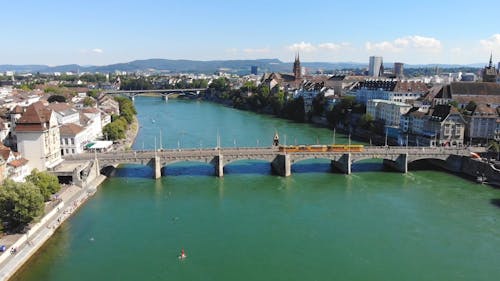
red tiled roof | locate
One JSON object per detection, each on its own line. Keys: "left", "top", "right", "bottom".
{"left": 0, "top": 148, "right": 11, "bottom": 161}
{"left": 7, "top": 158, "right": 28, "bottom": 168}
{"left": 16, "top": 101, "right": 51, "bottom": 124}
{"left": 450, "top": 82, "right": 500, "bottom": 96}
{"left": 47, "top": 102, "right": 72, "bottom": 112}
{"left": 81, "top": 107, "right": 100, "bottom": 114}
{"left": 15, "top": 101, "right": 53, "bottom": 132}
{"left": 394, "top": 81, "right": 428, "bottom": 93}
{"left": 60, "top": 123, "right": 84, "bottom": 135}
{"left": 15, "top": 124, "right": 45, "bottom": 132}
{"left": 12, "top": 105, "right": 25, "bottom": 114}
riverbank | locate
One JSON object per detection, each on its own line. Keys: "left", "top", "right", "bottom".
{"left": 113, "top": 115, "right": 139, "bottom": 152}
{"left": 0, "top": 114, "right": 143, "bottom": 281}
{"left": 0, "top": 174, "right": 107, "bottom": 281}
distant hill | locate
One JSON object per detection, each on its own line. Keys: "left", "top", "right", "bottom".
{"left": 0, "top": 59, "right": 484, "bottom": 74}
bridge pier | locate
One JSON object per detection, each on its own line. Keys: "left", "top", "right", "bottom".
{"left": 129, "top": 95, "right": 135, "bottom": 102}
{"left": 383, "top": 153, "right": 408, "bottom": 173}
{"left": 151, "top": 156, "right": 162, "bottom": 179}
{"left": 331, "top": 153, "right": 351, "bottom": 174}
{"left": 162, "top": 95, "right": 168, "bottom": 101}
{"left": 213, "top": 154, "right": 224, "bottom": 177}
{"left": 272, "top": 154, "right": 291, "bottom": 177}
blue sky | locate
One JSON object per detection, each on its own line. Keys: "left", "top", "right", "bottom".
{"left": 2, "top": 0, "right": 500, "bottom": 65}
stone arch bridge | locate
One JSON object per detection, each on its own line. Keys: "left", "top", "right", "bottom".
{"left": 62, "top": 146, "right": 478, "bottom": 179}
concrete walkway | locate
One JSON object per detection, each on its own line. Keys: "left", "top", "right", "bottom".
{"left": 0, "top": 175, "right": 106, "bottom": 281}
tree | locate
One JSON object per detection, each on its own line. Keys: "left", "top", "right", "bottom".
{"left": 87, "top": 89, "right": 100, "bottom": 99}
{"left": 47, "top": 95, "right": 67, "bottom": 103}
{"left": 26, "top": 169, "right": 61, "bottom": 201}
{"left": 103, "top": 118, "right": 127, "bottom": 140}
{"left": 358, "top": 113, "right": 375, "bottom": 130}
{"left": 448, "top": 100, "right": 459, "bottom": 108}
{"left": 312, "top": 93, "right": 326, "bottom": 116}
{"left": 283, "top": 97, "right": 306, "bottom": 122}
{"left": 465, "top": 101, "right": 477, "bottom": 112}
{"left": 83, "top": 96, "right": 96, "bottom": 107}
{"left": 0, "top": 180, "right": 44, "bottom": 232}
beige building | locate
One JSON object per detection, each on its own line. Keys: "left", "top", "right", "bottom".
{"left": 402, "top": 105, "right": 466, "bottom": 146}
{"left": 367, "top": 99, "right": 412, "bottom": 127}
{"left": 15, "top": 101, "right": 62, "bottom": 171}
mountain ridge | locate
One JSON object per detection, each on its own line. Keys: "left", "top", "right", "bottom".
{"left": 0, "top": 59, "right": 484, "bottom": 74}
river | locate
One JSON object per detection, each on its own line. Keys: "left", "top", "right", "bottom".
{"left": 12, "top": 97, "right": 500, "bottom": 281}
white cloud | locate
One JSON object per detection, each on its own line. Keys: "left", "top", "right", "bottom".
{"left": 480, "top": 34, "right": 500, "bottom": 50}
{"left": 91, "top": 48, "right": 104, "bottom": 54}
{"left": 365, "top": 41, "right": 399, "bottom": 52}
{"left": 366, "top": 35, "right": 441, "bottom": 52}
{"left": 287, "top": 41, "right": 316, "bottom": 52}
{"left": 318, "top": 42, "right": 350, "bottom": 51}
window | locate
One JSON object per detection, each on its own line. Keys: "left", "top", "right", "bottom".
{"left": 71, "top": 138, "right": 75, "bottom": 145}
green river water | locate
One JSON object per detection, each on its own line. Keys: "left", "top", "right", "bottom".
{"left": 12, "top": 97, "right": 500, "bottom": 281}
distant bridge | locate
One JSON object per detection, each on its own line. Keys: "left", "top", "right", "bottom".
{"left": 62, "top": 146, "right": 483, "bottom": 179}
{"left": 104, "top": 88, "right": 208, "bottom": 100}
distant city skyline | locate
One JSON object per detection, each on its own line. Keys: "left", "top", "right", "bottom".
{"left": 2, "top": 0, "right": 500, "bottom": 66}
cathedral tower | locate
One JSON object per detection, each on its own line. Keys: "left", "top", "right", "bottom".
{"left": 293, "top": 53, "right": 301, "bottom": 80}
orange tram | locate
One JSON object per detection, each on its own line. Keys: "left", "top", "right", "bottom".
{"left": 278, "top": 144, "right": 364, "bottom": 153}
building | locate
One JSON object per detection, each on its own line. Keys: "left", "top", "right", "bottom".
{"left": 465, "top": 104, "right": 498, "bottom": 142}
{"left": 47, "top": 103, "right": 80, "bottom": 125}
{"left": 367, "top": 99, "right": 412, "bottom": 127}
{"left": 482, "top": 54, "right": 498, "bottom": 83}
{"left": 251, "top": 66, "right": 258, "bottom": 75}
{"left": 394, "top": 62, "right": 404, "bottom": 78}
{"left": 401, "top": 105, "right": 466, "bottom": 146}
{"left": 81, "top": 107, "right": 103, "bottom": 140}
{"left": 0, "top": 144, "right": 29, "bottom": 182}
{"left": 350, "top": 80, "right": 428, "bottom": 105}
{"left": 15, "top": 101, "right": 62, "bottom": 171}
{"left": 59, "top": 123, "right": 87, "bottom": 155}
{"left": 293, "top": 53, "right": 301, "bottom": 80}
{"left": 369, "top": 56, "right": 383, "bottom": 77}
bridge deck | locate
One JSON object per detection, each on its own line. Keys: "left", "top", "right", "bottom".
{"left": 63, "top": 146, "right": 480, "bottom": 162}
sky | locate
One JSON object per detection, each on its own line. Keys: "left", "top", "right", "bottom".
{"left": 2, "top": 0, "right": 500, "bottom": 66}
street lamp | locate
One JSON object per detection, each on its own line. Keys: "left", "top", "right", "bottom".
{"left": 406, "top": 134, "right": 409, "bottom": 153}
{"left": 385, "top": 127, "right": 388, "bottom": 147}
{"left": 348, "top": 133, "right": 351, "bottom": 153}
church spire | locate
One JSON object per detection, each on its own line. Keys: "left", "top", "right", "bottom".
{"left": 293, "top": 52, "right": 301, "bottom": 80}
{"left": 489, "top": 52, "right": 493, "bottom": 68}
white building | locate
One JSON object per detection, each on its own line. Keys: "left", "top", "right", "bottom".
{"left": 15, "top": 101, "right": 62, "bottom": 171}
{"left": 367, "top": 99, "right": 412, "bottom": 127}
{"left": 369, "top": 56, "right": 383, "bottom": 77}
{"left": 351, "top": 80, "right": 428, "bottom": 106}
{"left": 59, "top": 123, "right": 87, "bottom": 155}
{"left": 47, "top": 103, "right": 80, "bottom": 125}
{"left": 80, "top": 107, "right": 103, "bottom": 140}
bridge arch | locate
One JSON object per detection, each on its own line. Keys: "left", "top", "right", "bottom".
{"left": 290, "top": 154, "right": 337, "bottom": 163}
{"left": 161, "top": 159, "right": 213, "bottom": 166}
{"left": 223, "top": 157, "right": 273, "bottom": 166}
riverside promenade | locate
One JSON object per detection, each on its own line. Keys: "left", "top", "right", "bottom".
{"left": 0, "top": 116, "right": 139, "bottom": 281}
{"left": 0, "top": 175, "right": 106, "bottom": 281}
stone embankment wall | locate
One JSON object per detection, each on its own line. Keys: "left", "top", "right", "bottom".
{"left": 429, "top": 156, "right": 500, "bottom": 187}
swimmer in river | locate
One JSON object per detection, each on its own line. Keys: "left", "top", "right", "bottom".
{"left": 178, "top": 248, "right": 187, "bottom": 259}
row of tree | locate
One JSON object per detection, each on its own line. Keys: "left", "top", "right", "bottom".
{"left": 0, "top": 170, "right": 61, "bottom": 233}
{"left": 102, "top": 97, "right": 137, "bottom": 140}
{"left": 207, "top": 78, "right": 305, "bottom": 122}
{"left": 207, "top": 78, "right": 381, "bottom": 135}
